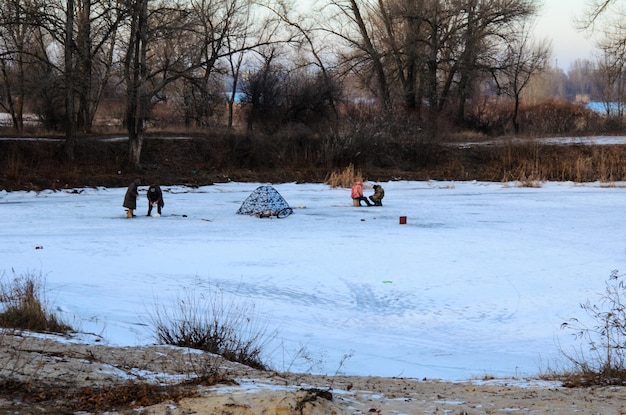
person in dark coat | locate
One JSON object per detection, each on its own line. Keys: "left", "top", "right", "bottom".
{"left": 147, "top": 185, "right": 164, "bottom": 216}
{"left": 123, "top": 178, "right": 141, "bottom": 217}
{"left": 369, "top": 184, "right": 385, "bottom": 206}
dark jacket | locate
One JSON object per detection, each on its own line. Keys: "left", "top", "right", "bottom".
{"left": 147, "top": 185, "right": 164, "bottom": 208}
{"left": 123, "top": 179, "right": 140, "bottom": 209}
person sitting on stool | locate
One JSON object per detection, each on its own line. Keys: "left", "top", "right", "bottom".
{"left": 351, "top": 181, "right": 372, "bottom": 206}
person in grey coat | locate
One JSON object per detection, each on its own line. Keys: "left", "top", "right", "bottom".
{"left": 369, "top": 184, "right": 385, "bottom": 206}
{"left": 147, "top": 185, "right": 164, "bottom": 216}
{"left": 123, "top": 178, "right": 141, "bottom": 217}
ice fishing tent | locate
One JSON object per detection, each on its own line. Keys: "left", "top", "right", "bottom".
{"left": 236, "top": 185, "right": 293, "bottom": 218}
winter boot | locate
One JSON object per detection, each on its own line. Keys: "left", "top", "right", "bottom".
{"left": 126, "top": 209, "right": 133, "bottom": 218}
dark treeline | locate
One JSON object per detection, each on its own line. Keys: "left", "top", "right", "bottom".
{"left": 1, "top": 0, "right": 626, "bottom": 183}
{"left": 3, "top": 114, "right": 626, "bottom": 191}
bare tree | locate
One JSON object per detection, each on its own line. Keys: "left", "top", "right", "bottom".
{"left": 184, "top": 0, "right": 254, "bottom": 128}
{"left": 448, "top": 0, "right": 538, "bottom": 124}
{"left": 122, "top": 0, "right": 148, "bottom": 166}
{"left": 241, "top": 48, "right": 282, "bottom": 135}
{"left": 120, "top": 0, "right": 287, "bottom": 165}
{"left": 597, "top": 39, "right": 626, "bottom": 117}
{"left": 64, "top": 0, "right": 75, "bottom": 160}
{"left": 260, "top": 0, "right": 342, "bottom": 126}
{"left": 496, "top": 21, "right": 551, "bottom": 133}
{"left": 321, "top": 0, "right": 392, "bottom": 110}
{"left": 22, "top": 0, "right": 125, "bottom": 158}
{"left": 568, "top": 59, "right": 600, "bottom": 101}
{"left": 381, "top": 0, "right": 425, "bottom": 110}
{"left": 225, "top": 47, "right": 246, "bottom": 129}
{"left": 224, "top": 3, "right": 251, "bottom": 129}
{"left": 73, "top": 0, "right": 124, "bottom": 133}
{"left": 578, "top": 0, "right": 615, "bottom": 30}
{"left": 521, "top": 65, "right": 569, "bottom": 103}
{"left": 318, "top": 0, "right": 537, "bottom": 126}
{"left": 581, "top": 2, "right": 626, "bottom": 121}
{"left": 0, "top": 0, "right": 53, "bottom": 132}
{"left": 123, "top": 0, "right": 209, "bottom": 164}
{"left": 0, "top": 0, "right": 125, "bottom": 158}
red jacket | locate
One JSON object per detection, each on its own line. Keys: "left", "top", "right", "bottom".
{"left": 351, "top": 182, "right": 363, "bottom": 198}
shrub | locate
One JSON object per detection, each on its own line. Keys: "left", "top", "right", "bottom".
{"left": 561, "top": 270, "right": 626, "bottom": 385}
{"left": 0, "top": 272, "right": 73, "bottom": 334}
{"left": 149, "top": 286, "right": 273, "bottom": 370}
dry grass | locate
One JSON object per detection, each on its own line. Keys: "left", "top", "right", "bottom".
{"left": 0, "top": 378, "right": 201, "bottom": 412}
{"left": 0, "top": 272, "right": 73, "bottom": 334}
{"left": 325, "top": 164, "right": 363, "bottom": 188}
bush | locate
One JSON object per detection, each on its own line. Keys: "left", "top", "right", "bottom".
{"left": 0, "top": 272, "right": 73, "bottom": 334}
{"left": 149, "top": 286, "right": 274, "bottom": 370}
{"left": 561, "top": 270, "right": 626, "bottom": 385}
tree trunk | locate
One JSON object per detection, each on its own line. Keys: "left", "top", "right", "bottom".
{"left": 349, "top": 0, "right": 391, "bottom": 111}
{"left": 76, "top": 0, "right": 92, "bottom": 132}
{"left": 513, "top": 92, "right": 521, "bottom": 134}
{"left": 126, "top": 0, "right": 148, "bottom": 166}
{"left": 129, "top": 130, "right": 144, "bottom": 165}
{"left": 63, "top": 0, "right": 76, "bottom": 162}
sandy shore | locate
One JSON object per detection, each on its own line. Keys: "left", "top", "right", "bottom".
{"left": 1, "top": 333, "right": 625, "bottom": 414}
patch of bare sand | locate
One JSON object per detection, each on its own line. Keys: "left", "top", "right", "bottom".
{"left": 1, "top": 332, "right": 626, "bottom": 414}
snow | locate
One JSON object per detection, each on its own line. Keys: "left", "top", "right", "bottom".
{"left": 456, "top": 135, "right": 626, "bottom": 147}
{"left": 1, "top": 180, "right": 625, "bottom": 381}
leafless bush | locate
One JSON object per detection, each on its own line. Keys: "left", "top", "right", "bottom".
{"left": 561, "top": 270, "right": 626, "bottom": 385}
{"left": 0, "top": 272, "right": 74, "bottom": 403}
{"left": 240, "top": 62, "right": 342, "bottom": 137}
{"left": 149, "top": 285, "right": 274, "bottom": 370}
{"left": 0, "top": 271, "right": 73, "bottom": 334}
{"left": 517, "top": 100, "right": 598, "bottom": 136}
{"left": 467, "top": 99, "right": 605, "bottom": 137}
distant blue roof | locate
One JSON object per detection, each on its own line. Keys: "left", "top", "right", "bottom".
{"left": 586, "top": 101, "right": 623, "bottom": 114}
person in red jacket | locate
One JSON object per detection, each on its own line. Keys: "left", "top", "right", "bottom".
{"left": 351, "top": 181, "right": 372, "bottom": 206}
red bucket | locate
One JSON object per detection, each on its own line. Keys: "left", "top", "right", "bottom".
{"left": 399, "top": 216, "right": 407, "bottom": 225}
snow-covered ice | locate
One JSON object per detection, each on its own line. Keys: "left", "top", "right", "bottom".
{"left": 2, "top": 180, "right": 625, "bottom": 381}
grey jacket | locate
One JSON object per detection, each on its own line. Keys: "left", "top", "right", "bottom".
{"left": 370, "top": 185, "right": 384, "bottom": 203}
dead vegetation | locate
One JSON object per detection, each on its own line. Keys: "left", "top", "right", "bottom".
{"left": 4, "top": 135, "right": 626, "bottom": 192}
{"left": 0, "top": 99, "right": 624, "bottom": 191}
{"left": 0, "top": 334, "right": 238, "bottom": 414}
{"left": 149, "top": 287, "right": 274, "bottom": 371}
{"left": 0, "top": 274, "right": 248, "bottom": 413}
{"left": 0, "top": 272, "right": 73, "bottom": 334}
{"left": 325, "top": 163, "right": 363, "bottom": 188}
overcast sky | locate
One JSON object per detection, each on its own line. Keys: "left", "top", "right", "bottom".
{"left": 534, "top": 0, "right": 598, "bottom": 70}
